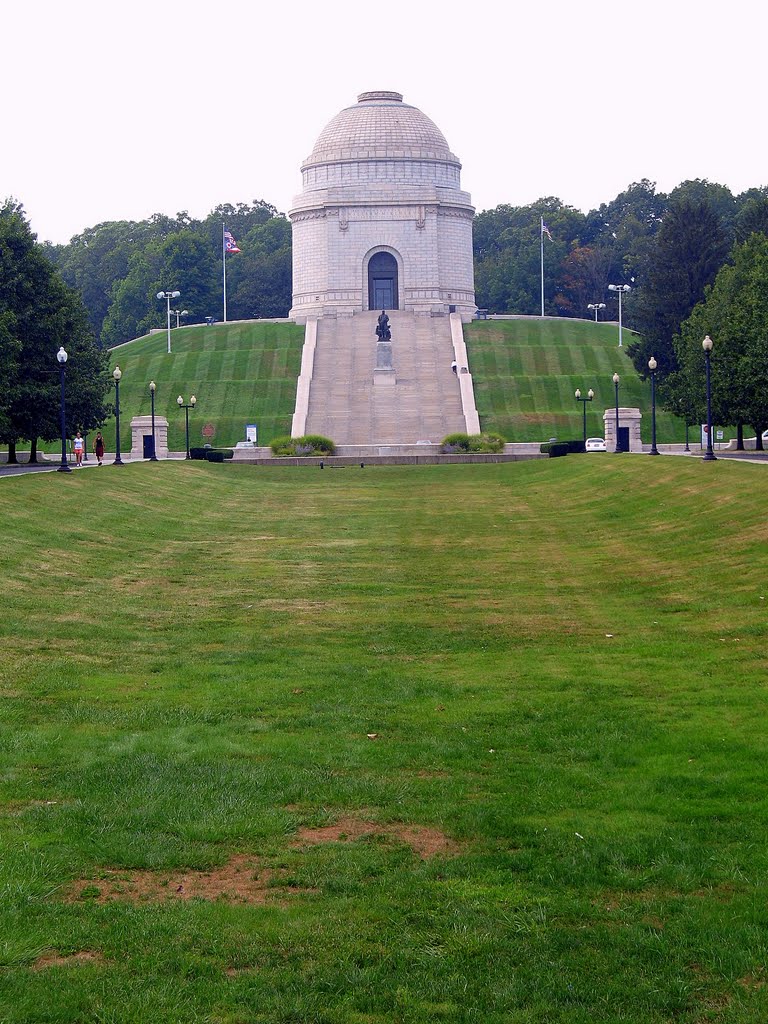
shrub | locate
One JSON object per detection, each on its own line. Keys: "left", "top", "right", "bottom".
{"left": 540, "top": 441, "right": 570, "bottom": 458}
{"left": 441, "top": 432, "right": 505, "bottom": 454}
{"left": 189, "top": 447, "right": 208, "bottom": 460}
{"left": 270, "top": 435, "right": 336, "bottom": 457}
{"left": 563, "top": 439, "right": 586, "bottom": 454}
{"left": 468, "top": 431, "right": 505, "bottom": 454}
{"left": 206, "top": 450, "right": 225, "bottom": 463}
{"left": 441, "top": 432, "right": 471, "bottom": 452}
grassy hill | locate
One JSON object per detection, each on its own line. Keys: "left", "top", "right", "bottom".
{"left": 465, "top": 318, "right": 686, "bottom": 443}
{"left": 32, "top": 315, "right": 693, "bottom": 456}
{"left": 1, "top": 458, "right": 767, "bottom": 1021}
{"left": 103, "top": 320, "right": 304, "bottom": 451}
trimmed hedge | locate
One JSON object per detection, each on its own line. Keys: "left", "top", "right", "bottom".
{"left": 540, "top": 442, "right": 570, "bottom": 458}
{"left": 540, "top": 439, "right": 585, "bottom": 457}
{"left": 270, "top": 434, "right": 336, "bottom": 457}
{"left": 190, "top": 447, "right": 208, "bottom": 460}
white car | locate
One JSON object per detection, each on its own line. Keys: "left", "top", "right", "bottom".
{"left": 585, "top": 437, "right": 607, "bottom": 452}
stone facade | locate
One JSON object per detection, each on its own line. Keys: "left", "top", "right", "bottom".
{"left": 289, "top": 91, "right": 476, "bottom": 322}
{"left": 130, "top": 415, "right": 169, "bottom": 459}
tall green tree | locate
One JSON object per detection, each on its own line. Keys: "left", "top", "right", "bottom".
{"left": 671, "top": 234, "right": 768, "bottom": 447}
{"left": 628, "top": 198, "right": 729, "bottom": 378}
{"left": 0, "top": 200, "right": 111, "bottom": 462}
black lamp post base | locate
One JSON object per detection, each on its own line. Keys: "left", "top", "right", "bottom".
{"left": 57, "top": 463, "right": 72, "bottom": 473}
{"left": 703, "top": 451, "right": 717, "bottom": 462}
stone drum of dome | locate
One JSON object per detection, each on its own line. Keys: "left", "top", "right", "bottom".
{"left": 289, "top": 90, "right": 475, "bottom": 322}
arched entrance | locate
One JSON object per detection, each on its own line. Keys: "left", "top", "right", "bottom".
{"left": 368, "top": 252, "right": 399, "bottom": 310}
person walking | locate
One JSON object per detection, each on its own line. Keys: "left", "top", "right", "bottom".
{"left": 451, "top": 359, "right": 457, "bottom": 375}
{"left": 73, "top": 431, "right": 85, "bottom": 466}
{"left": 93, "top": 432, "right": 105, "bottom": 466}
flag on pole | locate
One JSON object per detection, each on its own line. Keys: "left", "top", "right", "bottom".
{"left": 224, "top": 230, "right": 241, "bottom": 254}
{"left": 541, "top": 220, "right": 553, "bottom": 242}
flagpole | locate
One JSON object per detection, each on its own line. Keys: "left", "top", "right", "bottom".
{"left": 540, "top": 220, "right": 548, "bottom": 319}
{"left": 222, "top": 223, "right": 227, "bottom": 323}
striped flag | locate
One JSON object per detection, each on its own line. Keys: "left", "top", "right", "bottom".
{"left": 224, "top": 230, "right": 241, "bottom": 254}
{"left": 541, "top": 219, "right": 553, "bottom": 242}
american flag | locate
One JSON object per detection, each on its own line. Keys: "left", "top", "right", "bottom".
{"left": 541, "top": 220, "right": 553, "bottom": 242}
{"left": 224, "top": 230, "right": 241, "bottom": 254}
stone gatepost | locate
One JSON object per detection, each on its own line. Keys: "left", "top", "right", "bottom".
{"left": 603, "top": 407, "right": 642, "bottom": 453}
{"left": 130, "top": 415, "right": 169, "bottom": 459}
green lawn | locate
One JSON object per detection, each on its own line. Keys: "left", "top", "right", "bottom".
{"left": 103, "top": 320, "right": 304, "bottom": 451}
{"left": 2, "top": 454, "right": 767, "bottom": 1022}
{"left": 466, "top": 319, "right": 688, "bottom": 443}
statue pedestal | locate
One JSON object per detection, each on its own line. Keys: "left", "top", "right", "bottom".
{"left": 374, "top": 339, "right": 396, "bottom": 386}
{"left": 374, "top": 367, "right": 396, "bottom": 386}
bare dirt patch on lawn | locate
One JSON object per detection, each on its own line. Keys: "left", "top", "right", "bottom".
{"left": 32, "top": 950, "right": 105, "bottom": 971}
{"left": 66, "top": 854, "right": 307, "bottom": 905}
{"left": 293, "top": 816, "right": 460, "bottom": 859}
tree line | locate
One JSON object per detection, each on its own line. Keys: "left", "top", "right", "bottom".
{"left": 47, "top": 201, "right": 291, "bottom": 348}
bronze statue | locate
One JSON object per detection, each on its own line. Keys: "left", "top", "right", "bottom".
{"left": 375, "top": 310, "right": 391, "bottom": 342}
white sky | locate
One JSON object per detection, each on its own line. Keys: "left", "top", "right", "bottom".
{"left": 3, "top": 0, "right": 766, "bottom": 245}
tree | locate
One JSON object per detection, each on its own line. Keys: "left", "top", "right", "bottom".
{"left": 0, "top": 200, "right": 111, "bottom": 461}
{"left": 671, "top": 234, "right": 768, "bottom": 447}
{"left": 628, "top": 198, "right": 730, "bottom": 378}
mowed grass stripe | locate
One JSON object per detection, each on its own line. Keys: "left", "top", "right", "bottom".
{"left": 465, "top": 319, "right": 669, "bottom": 443}
{"left": 102, "top": 321, "right": 303, "bottom": 451}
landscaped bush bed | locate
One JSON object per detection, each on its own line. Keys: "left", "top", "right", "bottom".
{"left": 270, "top": 434, "right": 336, "bottom": 457}
{"left": 441, "top": 431, "right": 505, "bottom": 454}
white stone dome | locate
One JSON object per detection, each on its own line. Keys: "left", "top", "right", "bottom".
{"left": 303, "top": 91, "right": 460, "bottom": 170}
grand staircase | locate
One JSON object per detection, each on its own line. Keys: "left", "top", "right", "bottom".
{"left": 303, "top": 311, "right": 465, "bottom": 445}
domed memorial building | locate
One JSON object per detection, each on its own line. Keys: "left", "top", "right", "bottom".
{"left": 289, "top": 91, "right": 480, "bottom": 448}
{"left": 289, "top": 91, "right": 476, "bottom": 321}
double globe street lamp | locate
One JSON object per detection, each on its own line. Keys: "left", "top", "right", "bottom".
{"left": 177, "top": 395, "right": 197, "bottom": 459}
{"left": 157, "top": 290, "right": 181, "bottom": 354}
{"left": 575, "top": 387, "right": 594, "bottom": 447}
{"left": 608, "top": 284, "right": 631, "bottom": 347}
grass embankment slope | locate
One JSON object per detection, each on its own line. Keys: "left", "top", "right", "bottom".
{"left": 466, "top": 318, "right": 685, "bottom": 443}
{"left": 1, "top": 457, "right": 767, "bottom": 1021}
{"left": 105, "top": 320, "right": 304, "bottom": 451}
{"left": 101, "top": 317, "right": 675, "bottom": 453}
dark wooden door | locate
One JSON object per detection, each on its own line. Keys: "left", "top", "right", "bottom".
{"left": 368, "top": 252, "right": 398, "bottom": 310}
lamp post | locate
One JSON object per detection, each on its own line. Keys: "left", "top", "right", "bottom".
{"left": 702, "top": 335, "right": 717, "bottom": 461}
{"left": 648, "top": 356, "right": 659, "bottom": 455}
{"left": 149, "top": 380, "right": 158, "bottom": 460}
{"left": 56, "top": 347, "right": 71, "bottom": 473}
{"left": 157, "top": 290, "right": 181, "bottom": 354}
{"left": 613, "top": 372, "right": 622, "bottom": 452}
{"left": 575, "top": 387, "right": 594, "bottom": 447}
{"left": 177, "top": 394, "right": 197, "bottom": 459}
{"left": 685, "top": 422, "right": 690, "bottom": 452}
{"left": 587, "top": 302, "right": 606, "bottom": 322}
{"left": 113, "top": 366, "right": 124, "bottom": 465}
{"left": 170, "top": 308, "right": 189, "bottom": 329}
{"left": 608, "top": 284, "right": 631, "bottom": 347}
